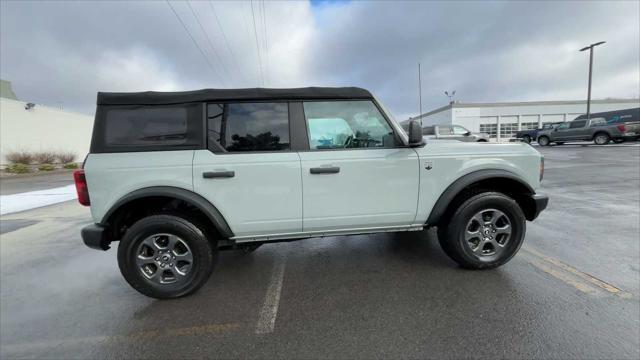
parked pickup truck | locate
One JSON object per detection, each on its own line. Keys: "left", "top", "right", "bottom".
{"left": 423, "top": 124, "right": 490, "bottom": 142}
{"left": 536, "top": 117, "right": 628, "bottom": 146}
{"left": 76, "top": 87, "right": 548, "bottom": 299}
{"left": 515, "top": 122, "right": 561, "bottom": 143}
{"left": 573, "top": 108, "right": 640, "bottom": 142}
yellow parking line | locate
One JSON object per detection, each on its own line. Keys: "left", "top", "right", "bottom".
{"left": 522, "top": 246, "right": 631, "bottom": 298}
{"left": 1, "top": 323, "right": 241, "bottom": 353}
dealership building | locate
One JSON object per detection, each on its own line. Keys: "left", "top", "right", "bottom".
{"left": 403, "top": 98, "right": 640, "bottom": 141}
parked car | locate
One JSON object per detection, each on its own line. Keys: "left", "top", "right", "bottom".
{"left": 536, "top": 117, "right": 628, "bottom": 146}
{"left": 76, "top": 87, "right": 548, "bottom": 299}
{"left": 573, "top": 108, "right": 639, "bottom": 142}
{"left": 423, "top": 124, "right": 490, "bottom": 142}
{"left": 515, "top": 122, "right": 562, "bottom": 143}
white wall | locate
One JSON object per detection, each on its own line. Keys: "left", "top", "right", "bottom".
{"left": 0, "top": 98, "right": 94, "bottom": 165}
{"left": 420, "top": 108, "right": 452, "bottom": 127}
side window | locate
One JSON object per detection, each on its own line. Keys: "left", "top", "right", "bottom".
{"left": 207, "top": 102, "right": 289, "bottom": 152}
{"left": 557, "top": 123, "right": 570, "bottom": 130}
{"left": 569, "top": 120, "right": 587, "bottom": 129}
{"left": 438, "top": 126, "right": 452, "bottom": 135}
{"left": 589, "top": 118, "right": 606, "bottom": 127}
{"left": 452, "top": 126, "right": 468, "bottom": 135}
{"left": 303, "top": 100, "right": 395, "bottom": 150}
{"left": 102, "top": 103, "right": 202, "bottom": 149}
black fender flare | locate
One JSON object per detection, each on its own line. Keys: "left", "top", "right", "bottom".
{"left": 426, "top": 169, "right": 535, "bottom": 226}
{"left": 101, "top": 186, "right": 234, "bottom": 238}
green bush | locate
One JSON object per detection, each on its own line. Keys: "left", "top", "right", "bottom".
{"left": 38, "top": 164, "right": 55, "bottom": 171}
{"left": 6, "top": 163, "right": 31, "bottom": 174}
{"left": 6, "top": 151, "right": 33, "bottom": 164}
{"left": 63, "top": 162, "right": 79, "bottom": 169}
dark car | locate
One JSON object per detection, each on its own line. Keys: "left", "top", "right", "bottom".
{"left": 515, "top": 122, "right": 562, "bottom": 143}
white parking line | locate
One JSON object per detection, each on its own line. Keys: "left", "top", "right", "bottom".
{"left": 0, "top": 185, "right": 77, "bottom": 215}
{"left": 255, "top": 253, "right": 287, "bottom": 334}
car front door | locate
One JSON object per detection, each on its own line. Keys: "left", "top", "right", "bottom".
{"left": 193, "top": 102, "right": 302, "bottom": 238}
{"left": 552, "top": 122, "right": 571, "bottom": 141}
{"left": 567, "top": 119, "right": 589, "bottom": 140}
{"left": 297, "top": 100, "right": 420, "bottom": 232}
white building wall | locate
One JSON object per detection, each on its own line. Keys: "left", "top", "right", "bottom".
{"left": 0, "top": 98, "right": 94, "bottom": 165}
{"left": 422, "top": 99, "right": 639, "bottom": 142}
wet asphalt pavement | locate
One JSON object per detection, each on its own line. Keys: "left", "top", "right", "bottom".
{"left": 1, "top": 144, "right": 639, "bottom": 359}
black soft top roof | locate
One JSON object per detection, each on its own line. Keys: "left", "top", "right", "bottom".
{"left": 97, "top": 87, "right": 373, "bottom": 106}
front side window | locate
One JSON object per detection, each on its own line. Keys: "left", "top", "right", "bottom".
{"left": 303, "top": 101, "right": 395, "bottom": 150}
{"left": 452, "top": 126, "right": 468, "bottom": 135}
{"left": 557, "top": 123, "right": 570, "bottom": 130}
{"left": 569, "top": 120, "right": 587, "bottom": 129}
{"left": 207, "top": 102, "right": 290, "bottom": 152}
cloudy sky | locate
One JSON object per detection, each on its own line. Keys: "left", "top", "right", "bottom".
{"left": 1, "top": 0, "right": 638, "bottom": 119}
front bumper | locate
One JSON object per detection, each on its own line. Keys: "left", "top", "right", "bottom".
{"left": 81, "top": 224, "right": 111, "bottom": 251}
{"left": 527, "top": 194, "right": 549, "bottom": 221}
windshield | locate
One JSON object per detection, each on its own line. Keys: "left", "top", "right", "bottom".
{"left": 374, "top": 96, "right": 409, "bottom": 141}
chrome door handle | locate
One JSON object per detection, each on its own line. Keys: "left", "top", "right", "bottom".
{"left": 203, "top": 171, "right": 235, "bottom": 179}
{"left": 310, "top": 166, "right": 340, "bottom": 174}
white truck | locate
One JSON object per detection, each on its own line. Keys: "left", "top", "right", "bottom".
{"left": 76, "top": 87, "right": 548, "bottom": 299}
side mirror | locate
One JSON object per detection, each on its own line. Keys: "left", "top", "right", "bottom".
{"left": 464, "top": 131, "right": 471, "bottom": 136}
{"left": 408, "top": 120, "right": 423, "bottom": 146}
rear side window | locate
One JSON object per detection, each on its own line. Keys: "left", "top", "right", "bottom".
{"left": 92, "top": 103, "right": 204, "bottom": 152}
{"left": 207, "top": 102, "right": 290, "bottom": 152}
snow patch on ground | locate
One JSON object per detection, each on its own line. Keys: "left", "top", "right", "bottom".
{"left": 0, "top": 185, "right": 77, "bottom": 216}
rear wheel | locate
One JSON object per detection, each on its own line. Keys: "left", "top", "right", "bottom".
{"left": 537, "top": 136, "right": 550, "bottom": 146}
{"left": 118, "top": 215, "right": 216, "bottom": 299}
{"left": 594, "top": 133, "right": 610, "bottom": 145}
{"left": 438, "top": 192, "right": 526, "bottom": 269}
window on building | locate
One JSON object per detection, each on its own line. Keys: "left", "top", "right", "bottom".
{"left": 479, "top": 123, "right": 497, "bottom": 138}
{"left": 521, "top": 122, "right": 539, "bottom": 130}
{"left": 207, "top": 102, "right": 290, "bottom": 152}
{"left": 303, "top": 100, "right": 395, "bottom": 150}
{"left": 499, "top": 122, "right": 518, "bottom": 139}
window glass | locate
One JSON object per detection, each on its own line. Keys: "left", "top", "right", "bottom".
{"left": 569, "top": 120, "right": 587, "bottom": 129}
{"left": 589, "top": 118, "right": 606, "bottom": 126}
{"left": 557, "top": 123, "right": 570, "bottom": 130}
{"left": 452, "top": 126, "right": 468, "bottom": 135}
{"left": 438, "top": 126, "right": 452, "bottom": 135}
{"left": 104, "top": 104, "right": 201, "bottom": 148}
{"left": 207, "top": 102, "right": 289, "bottom": 152}
{"left": 303, "top": 101, "right": 394, "bottom": 150}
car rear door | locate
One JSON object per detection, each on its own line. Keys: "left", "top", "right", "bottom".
{"left": 567, "top": 119, "right": 589, "bottom": 140}
{"left": 297, "top": 100, "right": 419, "bottom": 232}
{"left": 193, "top": 102, "right": 302, "bottom": 238}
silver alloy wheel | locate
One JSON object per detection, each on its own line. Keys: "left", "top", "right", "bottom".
{"left": 595, "top": 134, "right": 608, "bottom": 145}
{"left": 136, "top": 233, "right": 194, "bottom": 285}
{"left": 465, "top": 209, "right": 512, "bottom": 257}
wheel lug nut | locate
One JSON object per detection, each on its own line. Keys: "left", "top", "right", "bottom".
{"left": 170, "top": 263, "right": 173, "bottom": 266}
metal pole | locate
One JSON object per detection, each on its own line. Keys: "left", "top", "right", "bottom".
{"left": 418, "top": 62, "right": 423, "bottom": 126}
{"left": 586, "top": 47, "right": 593, "bottom": 120}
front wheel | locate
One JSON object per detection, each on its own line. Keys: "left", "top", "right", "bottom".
{"left": 537, "top": 136, "right": 550, "bottom": 146}
{"left": 117, "top": 215, "right": 217, "bottom": 299}
{"left": 438, "top": 192, "right": 526, "bottom": 269}
{"left": 522, "top": 135, "right": 531, "bottom": 144}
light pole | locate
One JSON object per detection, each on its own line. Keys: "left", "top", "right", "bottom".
{"left": 579, "top": 41, "right": 605, "bottom": 120}
{"left": 418, "top": 62, "right": 423, "bottom": 126}
{"left": 445, "top": 90, "right": 456, "bottom": 103}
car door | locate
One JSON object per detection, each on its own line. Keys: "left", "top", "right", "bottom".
{"left": 452, "top": 125, "right": 473, "bottom": 142}
{"left": 552, "top": 122, "right": 571, "bottom": 141}
{"left": 297, "top": 100, "right": 420, "bottom": 232}
{"left": 567, "top": 119, "right": 589, "bottom": 140}
{"left": 193, "top": 102, "right": 302, "bottom": 238}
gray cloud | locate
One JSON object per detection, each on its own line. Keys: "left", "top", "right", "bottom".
{"left": 1, "top": 0, "right": 638, "bottom": 119}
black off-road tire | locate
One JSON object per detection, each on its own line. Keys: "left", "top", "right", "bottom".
{"left": 118, "top": 215, "right": 217, "bottom": 299}
{"left": 438, "top": 192, "right": 526, "bottom": 269}
{"left": 537, "top": 136, "right": 550, "bottom": 146}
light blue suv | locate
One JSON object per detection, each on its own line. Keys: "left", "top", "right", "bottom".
{"left": 75, "top": 87, "right": 548, "bottom": 299}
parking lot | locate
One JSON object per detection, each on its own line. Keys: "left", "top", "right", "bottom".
{"left": 1, "top": 143, "right": 639, "bottom": 359}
